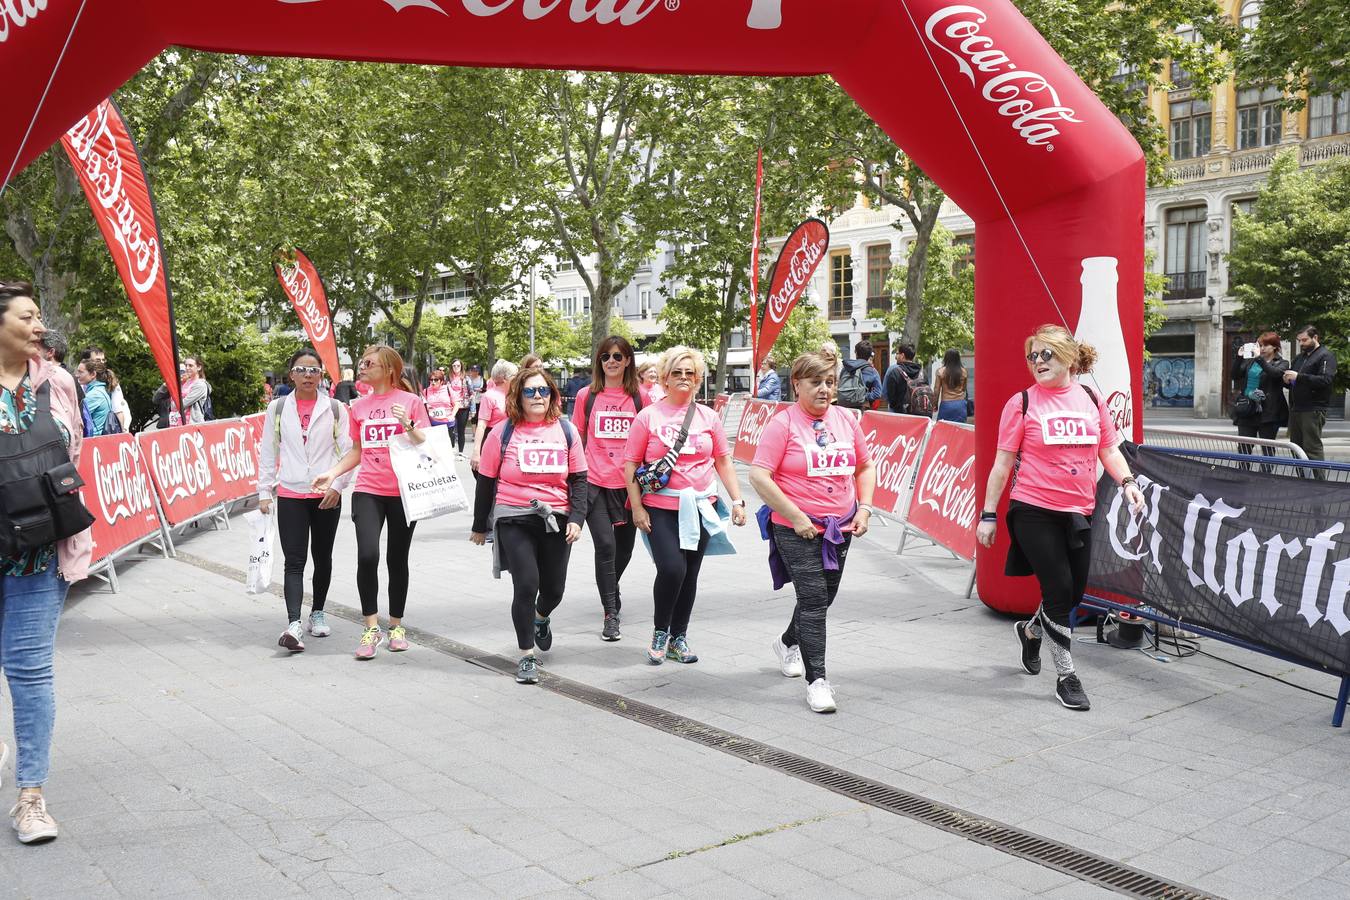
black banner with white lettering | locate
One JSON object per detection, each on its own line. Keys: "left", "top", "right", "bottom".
{"left": 1089, "top": 444, "right": 1350, "bottom": 675}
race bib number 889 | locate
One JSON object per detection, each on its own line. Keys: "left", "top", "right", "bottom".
{"left": 593, "top": 410, "right": 633, "bottom": 439}
{"left": 1040, "top": 412, "right": 1096, "bottom": 446}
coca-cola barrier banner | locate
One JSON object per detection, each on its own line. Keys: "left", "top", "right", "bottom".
{"left": 1090, "top": 445, "right": 1350, "bottom": 676}
{"left": 8, "top": 0, "right": 1145, "bottom": 615}
{"left": 76, "top": 434, "right": 162, "bottom": 568}
{"left": 859, "top": 411, "right": 931, "bottom": 516}
{"left": 59, "top": 100, "right": 182, "bottom": 411}
{"left": 137, "top": 421, "right": 260, "bottom": 527}
{"left": 274, "top": 249, "right": 342, "bottom": 384}
{"left": 754, "top": 219, "right": 829, "bottom": 375}
{"left": 906, "top": 422, "right": 978, "bottom": 561}
{"left": 733, "top": 399, "right": 790, "bottom": 464}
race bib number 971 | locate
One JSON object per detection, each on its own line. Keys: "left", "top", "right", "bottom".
{"left": 593, "top": 410, "right": 634, "bottom": 440}
{"left": 361, "top": 418, "right": 403, "bottom": 448}
{"left": 517, "top": 442, "right": 568, "bottom": 474}
{"left": 1040, "top": 412, "right": 1097, "bottom": 447}
{"left": 806, "top": 442, "right": 856, "bottom": 477}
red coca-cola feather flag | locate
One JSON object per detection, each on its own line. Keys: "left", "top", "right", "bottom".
{"left": 60, "top": 100, "right": 182, "bottom": 410}
{"left": 754, "top": 218, "right": 829, "bottom": 375}
{"left": 274, "top": 249, "right": 341, "bottom": 384}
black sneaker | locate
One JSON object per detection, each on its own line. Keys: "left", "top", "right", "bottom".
{"left": 601, "top": 613, "right": 621, "bottom": 642}
{"left": 516, "top": 655, "right": 539, "bottom": 684}
{"left": 1015, "top": 620, "right": 1041, "bottom": 675}
{"left": 1055, "top": 674, "right": 1090, "bottom": 710}
{"left": 534, "top": 616, "right": 553, "bottom": 652}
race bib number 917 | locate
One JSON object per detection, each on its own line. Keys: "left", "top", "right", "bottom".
{"left": 1040, "top": 412, "right": 1096, "bottom": 447}
{"left": 593, "top": 410, "right": 634, "bottom": 440}
{"left": 806, "top": 441, "right": 856, "bottom": 477}
{"left": 361, "top": 418, "right": 402, "bottom": 448}
{"left": 517, "top": 442, "right": 568, "bottom": 474}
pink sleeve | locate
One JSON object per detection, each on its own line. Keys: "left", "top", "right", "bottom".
{"left": 480, "top": 429, "right": 503, "bottom": 479}
{"left": 996, "top": 393, "right": 1025, "bottom": 452}
{"left": 851, "top": 414, "right": 869, "bottom": 463}
{"left": 751, "top": 416, "right": 789, "bottom": 469}
{"left": 573, "top": 387, "right": 589, "bottom": 438}
{"left": 709, "top": 408, "right": 730, "bottom": 458}
{"left": 348, "top": 406, "right": 362, "bottom": 444}
{"left": 624, "top": 409, "right": 652, "bottom": 463}
{"left": 569, "top": 423, "right": 587, "bottom": 473}
{"left": 410, "top": 395, "right": 431, "bottom": 428}
{"left": 1096, "top": 394, "right": 1121, "bottom": 449}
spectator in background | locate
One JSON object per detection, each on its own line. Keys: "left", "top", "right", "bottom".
{"left": 333, "top": 367, "right": 358, "bottom": 404}
{"left": 181, "top": 355, "right": 212, "bottom": 423}
{"left": 935, "top": 349, "right": 970, "bottom": 423}
{"left": 563, "top": 368, "right": 590, "bottom": 417}
{"left": 883, "top": 344, "right": 924, "bottom": 415}
{"left": 638, "top": 361, "right": 664, "bottom": 402}
{"left": 466, "top": 363, "right": 485, "bottom": 422}
{"left": 839, "top": 340, "right": 883, "bottom": 409}
{"left": 75, "top": 359, "right": 113, "bottom": 436}
{"left": 79, "top": 346, "right": 129, "bottom": 431}
{"left": 756, "top": 357, "right": 781, "bottom": 401}
{"left": 39, "top": 331, "right": 82, "bottom": 408}
{"left": 1283, "top": 325, "right": 1338, "bottom": 462}
{"left": 263, "top": 376, "right": 274, "bottom": 405}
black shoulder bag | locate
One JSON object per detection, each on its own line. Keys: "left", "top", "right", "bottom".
{"left": 634, "top": 402, "right": 698, "bottom": 494}
{"left": 0, "top": 381, "right": 95, "bottom": 555}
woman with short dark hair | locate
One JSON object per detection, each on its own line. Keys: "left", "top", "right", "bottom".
{"left": 1231, "top": 331, "right": 1288, "bottom": 459}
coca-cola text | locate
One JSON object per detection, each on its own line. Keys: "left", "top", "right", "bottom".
{"left": 151, "top": 432, "right": 213, "bottom": 503}
{"left": 278, "top": 261, "right": 333, "bottom": 342}
{"left": 0, "top": 0, "right": 45, "bottom": 42}
{"left": 92, "top": 442, "right": 156, "bottom": 525}
{"left": 915, "top": 444, "right": 978, "bottom": 530}
{"left": 283, "top": 0, "right": 669, "bottom": 26}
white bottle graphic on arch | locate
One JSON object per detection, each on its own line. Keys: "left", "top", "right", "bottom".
{"left": 1074, "top": 256, "right": 1134, "bottom": 437}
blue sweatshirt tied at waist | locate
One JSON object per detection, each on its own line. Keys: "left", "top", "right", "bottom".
{"left": 640, "top": 485, "right": 737, "bottom": 557}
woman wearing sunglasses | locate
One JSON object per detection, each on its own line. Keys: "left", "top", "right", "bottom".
{"left": 624, "top": 346, "right": 746, "bottom": 666}
{"left": 314, "top": 345, "right": 430, "bottom": 660}
{"left": 470, "top": 369, "right": 586, "bottom": 685}
{"left": 258, "top": 348, "right": 352, "bottom": 652}
{"left": 977, "top": 325, "right": 1144, "bottom": 711}
{"left": 749, "top": 351, "right": 875, "bottom": 713}
{"left": 573, "top": 336, "right": 649, "bottom": 641}
{"left": 422, "top": 368, "right": 455, "bottom": 440}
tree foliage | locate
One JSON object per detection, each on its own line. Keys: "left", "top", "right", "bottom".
{"left": 1236, "top": 0, "right": 1350, "bottom": 102}
{"left": 884, "top": 225, "right": 975, "bottom": 364}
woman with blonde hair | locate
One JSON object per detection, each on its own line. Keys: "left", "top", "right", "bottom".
{"left": 471, "top": 359, "right": 518, "bottom": 473}
{"left": 314, "top": 345, "right": 430, "bottom": 660}
{"left": 977, "top": 325, "right": 1143, "bottom": 711}
{"left": 637, "top": 361, "right": 664, "bottom": 403}
{"left": 624, "top": 346, "right": 746, "bottom": 665}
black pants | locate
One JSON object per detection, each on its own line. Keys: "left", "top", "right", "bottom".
{"left": 1007, "top": 504, "right": 1091, "bottom": 628}
{"left": 648, "top": 506, "right": 709, "bottom": 637}
{"left": 1236, "top": 419, "right": 1279, "bottom": 471}
{"left": 277, "top": 496, "right": 341, "bottom": 623}
{"left": 585, "top": 486, "right": 636, "bottom": 613}
{"left": 352, "top": 491, "right": 417, "bottom": 619}
{"left": 498, "top": 516, "right": 571, "bottom": 651}
{"left": 774, "top": 524, "right": 850, "bottom": 684}
{"left": 451, "top": 408, "right": 470, "bottom": 453}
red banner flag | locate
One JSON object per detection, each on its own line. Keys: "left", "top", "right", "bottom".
{"left": 755, "top": 218, "right": 829, "bottom": 375}
{"left": 749, "top": 149, "right": 764, "bottom": 375}
{"left": 60, "top": 100, "right": 181, "bottom": 411}
{"left": 274, "top": 249, "right": 342, "bottom": 384}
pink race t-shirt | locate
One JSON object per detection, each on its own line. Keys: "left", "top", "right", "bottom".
{"left": 753, "top": 404, "right": 868, "bottom": 529}
{"left": 448, "top": 376, "right": 468, "bottom": 409}
{"left": 479, "top": 419, "right": 586, "bottom": 512}
{"left": 479, "top": 385, "right": 507, "bottom": 430}
{"left": 624, "top": 401, "right": 730, "bottom": 511}
{"left": 348, "top": 389, "right": 431, "bottom": 497}
{"left": 574, "top": 385, "right": 647, "bottom": 489}
{"left": 278, "top": 395, "right": 323, "bottom": 499}
{"left": 997, "top": 382, "right": 1120, "bottom": 515}
{"left": 423, "top": 384, "right": 454, "bottom": 422}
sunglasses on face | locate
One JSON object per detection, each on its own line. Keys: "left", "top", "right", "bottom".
{"left": 291, "top": 365, "right": 323, "bottom": 376}
{"left": 601, "top": 352, "right": 627, "bottom": 363}
{"left": 670, "top": 369, "right": 697, "bottom": 380}
{"left": 521, "top": 385, "right": 553, "bottom": 399}
{"left": 1026, "top": 349, "right": 1055, "bottom": 364}
{"left": 811, "top": 418, "right": 831, "bottom": 448}
{"left": 359, "top": 360, "right": 382, "bottom": 370}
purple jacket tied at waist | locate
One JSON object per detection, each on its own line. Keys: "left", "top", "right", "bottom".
{"left": 757, "top": 503, "right": 855, "bottom": 590}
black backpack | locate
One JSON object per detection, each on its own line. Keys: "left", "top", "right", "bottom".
{"left": 837, "top": 365, "right": 868, "bottom": 409}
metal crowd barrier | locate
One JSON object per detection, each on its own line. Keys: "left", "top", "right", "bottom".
{"left": 1142, "top": 426, "right": 1307, "bottom": 460}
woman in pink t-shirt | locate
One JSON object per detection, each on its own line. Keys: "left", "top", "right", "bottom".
{"left": 314, "top": 345, "right": 430, "bottom": 660}
{"left": 750, "top": 352, "right": 876, "bottom": 714}
{"left": 574, "top": 335, "right": 649, "bottom": 642}
{"left": 624, "top": 347, "right": 746, "bottom": 666}
{"left": 638, "top": 362, "right": 665, "bottom": 403}
{"left": 470, "top": 359, "right": 517, "bottom": 473}
{"left": 447, "top": 359, "right": 470, "bottom": 455}
{"left": 977, "top": 325, "right": 1144, "bottom": 712}
{"left": 470, "top": 368, "right": 586, "bottom": 684}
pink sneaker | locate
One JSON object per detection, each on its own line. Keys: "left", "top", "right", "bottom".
{"left": 355, "top": 626, "right": 383, "bottom": 660}
{"left": 388, "top": 625, "right": 409, "bottom": 652}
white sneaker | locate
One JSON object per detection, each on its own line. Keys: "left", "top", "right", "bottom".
{"left": 308, "top": 610, "right": 331, "bottom": 637}
{"left": 806, "top": 678, "right": 837, "bottom": 713}
{"left": 772, "top": 638, "right": 804, "bottom": 678}
{"left": 278, "top": 621, "right": 305, "bottom": 653}
{"left": 0, "top": 741, "right": 8, "bottom": 790}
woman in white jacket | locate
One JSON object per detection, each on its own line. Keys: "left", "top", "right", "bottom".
{"left": 257, "top": 348, "right": 353, "bottom": 652}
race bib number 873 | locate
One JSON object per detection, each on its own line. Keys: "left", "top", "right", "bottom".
{"left": 1040, "top": 412, "right": 1096, "bottom": 446}
{"left": 806, "top": 442, "right": 856, "bottom": 477}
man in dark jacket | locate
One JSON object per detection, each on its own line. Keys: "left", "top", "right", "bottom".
{"left": 1282, "top": 325, "right": 1338, "bottom": 461}
{"left": 840, "top": 340, "right": 883, "bottom": 408}
{"left": 882, "top": 344, "right": 924, "bottom": 414}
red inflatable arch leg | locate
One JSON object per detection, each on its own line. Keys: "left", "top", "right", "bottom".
{"left": 6, "top": 0, "right": 1143, "bottom": 614}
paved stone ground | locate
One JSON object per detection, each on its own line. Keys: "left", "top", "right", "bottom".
{"left": 3, "top": 457, "right": 1349, "bottom": 898}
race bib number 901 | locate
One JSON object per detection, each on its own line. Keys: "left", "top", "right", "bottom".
{"left": 593, "top": 410, "right": 634, "bottom": 440}
{"left": 806, "top": 441, "right": 856, "bottom": 477}
{"left": 361, "top": 418, "right": 403, "bottom": 448}
{"left": 517, "top": 442, "right": 568, "bottom": 474}
{"left": 1040, "top": 412, "right": 1097, "bottom": 447}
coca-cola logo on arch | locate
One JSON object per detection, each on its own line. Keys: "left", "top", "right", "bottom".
{"left": 924, "top": 5, "right": 1083, "bottom": 150}
{"left": 279, "top": 0, "right": 677, "bottom": 26}
{"left": 150, "top": 431, "right": 213, "bottom": 502}
{"left": 90, "top": 442, "right": 156, "bottom": 525}
{"left": 0, "top": 0, "right": 46, "bottom": 42}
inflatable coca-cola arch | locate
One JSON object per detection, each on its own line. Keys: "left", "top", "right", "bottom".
{"left": 6, "top": 0, "right": 1144, "bottom": 614}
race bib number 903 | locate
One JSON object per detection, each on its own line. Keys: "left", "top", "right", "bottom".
{"left": 1040, "top": 412, "right": 1097, "bottom": 447}
{"left": 361, "top": 418, "right": 403, "bottom": 448}
{"left": 517, "top": 442, "right": 568, "bottom": 474}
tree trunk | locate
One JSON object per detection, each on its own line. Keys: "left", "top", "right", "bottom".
{"left": 901, "top": 203, "right": 942, "bottom": 349}
{"left": 716, "top": 269, "right": 744, "bottom": 394}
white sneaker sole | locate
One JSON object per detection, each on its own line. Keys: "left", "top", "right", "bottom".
{"left": 771, "top": 640, "right": 804, "bottom": 678}
{"left": 808, "top": 697, "right": 837, "bottom": 714}
{"left": 14, "top": 821, "right": 58, "bottom": 844}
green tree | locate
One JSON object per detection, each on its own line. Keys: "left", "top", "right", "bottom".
{"left": 1237, "top": 0, "right": 1350, "bottom": 101}
{"left": 884, "top": 225, "right": 975, "bottom": 363}
{"left": 1228, "top": 153, "right": 1350, "bottom": 383}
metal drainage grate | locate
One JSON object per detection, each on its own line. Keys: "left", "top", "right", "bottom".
{"left": 181, "top": 552, "right": 1217, "bottom": 900}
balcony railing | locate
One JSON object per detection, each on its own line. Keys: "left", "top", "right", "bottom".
{"left": 1164, "top": 271, "right": 1205, "bottom": 300}
{"left": 866, "top": 295, "right": 893, "bottom": 315}
{"left": 1166, "top": 135, "right": 1350, "bottom": 182}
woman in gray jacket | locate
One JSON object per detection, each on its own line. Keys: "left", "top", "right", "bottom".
{"left": 257, "top": 348, "right": 353, "bottom": 651}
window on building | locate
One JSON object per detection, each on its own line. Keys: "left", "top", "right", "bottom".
{"left": 1170, "top": 27, "right": 1196, "bottom": 88}
{"left": 1232, "top": 198, "right": 1256, "bottom": 218}
{"left": 1310, "top": 88, "right": 1350, "bottom": 138}
{"left": 1239, "top": 1, "right": 1260, "bottom": 35}
{"left": 555, "top": 258, "right": 575, "bottom": 273}
{"left": 1169, "top": 99, "right": 1212, "bottom": 159}
{"left": 639, "top": 286, "right": 652, "bottom": 319}
{"left": 1237, "top": 86, "right": 1283, "bottom": 149}
{"left": 866, "top": 244, "right": 892, "bottom": 314}
{"left": 829, "top": 251, "right": 852, "bottom": 320}
{"left": 583, "top": 294, "right": 591, "bottom": 315}
{"left": 557, "top": 292, "right": 577, "bottom": 318}
{"left": 953, "top": 235, "right": 975, "bottom": 272}
{"left": 1164, "top": 206, "right": 1207, "bottom": 300}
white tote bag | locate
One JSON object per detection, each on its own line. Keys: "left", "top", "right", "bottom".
{"left": 243, "top": 509, "right": 276, "bottom": 594}
{"left": 390, "top": 426, "right": 469, "bottom": 524}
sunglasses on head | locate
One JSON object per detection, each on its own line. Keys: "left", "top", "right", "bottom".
{"left": 291, "top": 365, "right": 323, "bottom": 376}
{"left": 521, "top": 385, "right": 553, "bottom": 399}
{"left": 1026, "top": 349, "right": 1055, "bottom": 364}
{"left": 601, "top": 351, "right": 627, "bottom": 363}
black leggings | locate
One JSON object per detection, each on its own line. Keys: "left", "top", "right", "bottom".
{"left": 647, "top": 506, "right": 709, "bottom": 637}
{"left": 352, "top": 491, "right": 417, "bottom": 619}
{"left": 452, "top": 408, "right": 470, "bottom": 453}
{"left": 277, "top": 496, "right": 341, "bottom": 623}
{"left": 498, "top": 515, "right": 571, "bottom": 650}
{"left": 1008, "top": 504, "right": 1091, "bottom": 629}
{"left": 585, "top": 487, "right": 636, "bottom": 613}
{"left": 775, "top": 524, "right": 851, "bottom": 683}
